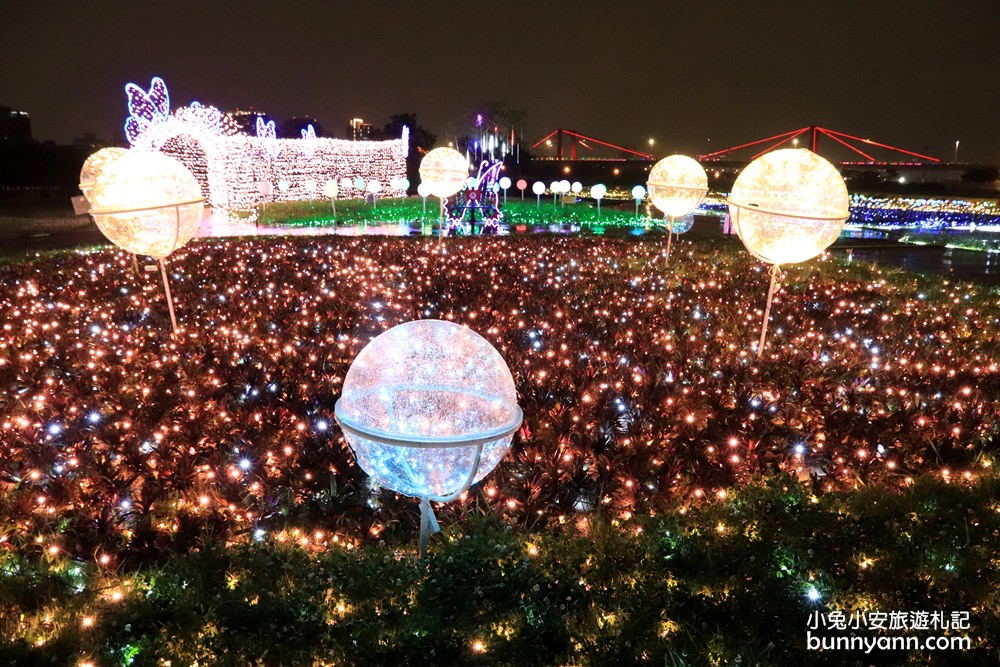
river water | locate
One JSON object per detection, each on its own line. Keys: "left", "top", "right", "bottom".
{"left": 4, "top": 211, "right": 999, "bottom": 288}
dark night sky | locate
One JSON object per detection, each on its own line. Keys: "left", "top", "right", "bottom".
{"left": 2, "top": 1, "right": 999, "bottom": 161}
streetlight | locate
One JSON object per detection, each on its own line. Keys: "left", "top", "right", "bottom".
{"left": 955, "top": 140, "right": 960, "bottom": 163}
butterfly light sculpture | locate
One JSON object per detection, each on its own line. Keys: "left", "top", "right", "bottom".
{"left": 124, "top": 77, "right": 170, "bottom": 150}
{"left": 256, "top": 117, "right": 281, "bottom": 159}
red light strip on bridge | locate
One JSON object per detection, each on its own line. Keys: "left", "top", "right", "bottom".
{"left": 749, "top": 127, "right": 811, "bottom": 160}
{"left": 818, "top": 128, "right": 940, "bottom": 162}
{"left": 817, "top": 128, "right": 876, "bottom": 162}
{"left": 530, "top": 129, "right": 653, "bottom": 160}
{"left": 699, "top": 126, "right": 811, "bottom": 160}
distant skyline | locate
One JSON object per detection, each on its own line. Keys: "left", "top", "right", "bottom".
{"left": 2, "top": 1, "right": 999, "bottom": 162}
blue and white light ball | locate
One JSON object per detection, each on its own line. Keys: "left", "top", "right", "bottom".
{"left": 335, "top": 320, "right": 522, "bottom": 499}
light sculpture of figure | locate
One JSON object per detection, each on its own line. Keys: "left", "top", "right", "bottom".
{"left": 727, "top": 149, "right": 849, "bottom": 355}
{"left": 647, "top": 155, "right": 708, "bottom": 264}
{"left": 335, "top": 320, "right": 522, "bottom": 557}
{"left": 87, "top": 151, "right": 204, "bottom": 334}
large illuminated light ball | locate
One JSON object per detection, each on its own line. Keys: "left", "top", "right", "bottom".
{"left": 79, "top": 147, "right": 128, "bottom": 201}
{"left": 631, "top": 185, "right": 647, "bottom": 200}
{"left": 532, "top": 181, "right": 546, "bottom": 196}
{"left": 418, "top": 147, "right": 469, "bottom": 198}
{"left": 87, "top": 151, "right": 203, "bottom": 259}
{"left": 417, "top": 182, "right": 431, "bottom": 198}
{"left": 727, "top": 149, "right": 849, "bottom": 265}
{"left": 498, "top": 176, "right": 511, "bottom": 190}
{"left": 590, "top": 184, "right": 607, "bottom": 200}
{"left": 647, "top": 155, "right": 708, "bottom": 218}
{"left": 335, "top": 320, "right": 522, "bottom": 500}
{"left": 323, "top": 180, "right": 339, "bottom": 198}
{"left": 366, "top": 179, "right": 382, "bottom": 194}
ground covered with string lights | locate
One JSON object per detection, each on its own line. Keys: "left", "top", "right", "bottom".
{"left": 1, "top": 234, "right": 999, "bottom": 665}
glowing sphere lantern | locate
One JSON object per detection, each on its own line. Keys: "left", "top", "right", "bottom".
{"left": 335, "top": 320, "right": 522, "bottom": 555}
{"left": 647, "top": 155, "right": 707, "bottom": 218}
{"left": 323, "top": 180, "right": 339, "bottom": 219}
{"left": 646, "top": 155, "right": 707, "bottom": 263}
{"left": 418, "top": 147, "right": 468, "bottom": 198}
{"left": 669, "top": 215, "right": 694, "bottom": 235}
{"left": 87, "top": 151, "right": 203, "bottom": 260}
{"left": 419, "top": 148, "right": 467, "bottom": 244}
{"left": 727, "top": 149, "right": 848, "bottom": 266}
{"left": 87, "top": 151, "right": 204, "bottom": 334}
{"left": 726, "top": 148, "right": 850, "bottom": 354}
{"left": 79, "top": 147, "right": 128, "bottom": 201}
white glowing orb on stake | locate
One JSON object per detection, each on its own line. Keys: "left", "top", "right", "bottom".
{"left": 631, "top": 185, "right": 646, "bottom": 219}
{"left": 647, "top": 155, "right": 708, "bottom": 263}
{"left": 498, "top": 176, "right": 511, "bottom": 205}
{"left": 335, "top": 320, "right": 522, "bottom": 556}
{"left": 727, "top": 148, "right": 850, "bottom": 354}
{"left": 324, "top": 180, "right": 339, "bottom": 219}
{"left": 532, "top": 180, "right": 545, "bottom": 207}
{"left": 87, "top": 151, "right": 204, "bottom": 334}
{"left": 418, "top": 147, "right": 468, "bottom": 244}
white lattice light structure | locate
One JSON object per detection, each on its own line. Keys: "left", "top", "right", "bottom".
{"left": 88, "top": 151, "right": 204, "bottom": 334}
{"left": 727, "top": 148, "right": 850, "bottom": 353}
{"left": 335, "top": 320, "right": 522, "bottom": 556}
{"left": 122, "top": 79, "right": 407, "bottom": 210}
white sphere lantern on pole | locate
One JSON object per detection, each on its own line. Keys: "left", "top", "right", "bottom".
{"left": 366, "top": 179, "right": 382, "bottom": 209}
{"left": 590, "top": 183, "right": 607, "bottom": 220}
{"left": 417, "top": 181, "right": 431, "bottom": 219}
{"left": 87, "top": 151, "right": 204, "bottom": 334}
{"left": 532, "top": 180, "right": 545, "bottom": 208}
{"left": 323, "top": 179, "right": 339, "bottom": 220}
{"left": 335, "top": 320, "right": 522, "bottom": 557}
{"left": 498, "top": 176, "right": 511, "bottom": 205}
{"left": 647, "top": 155, "right": 708, "bottom": 264}
{"left": 727, "top": 148, "right": 849, "bottom": 354}
{"left": 631, "top": 185, "right": 647, "bottom": 220}
{"left": 419, "top": 147, "right": 468, "bottom": 246}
